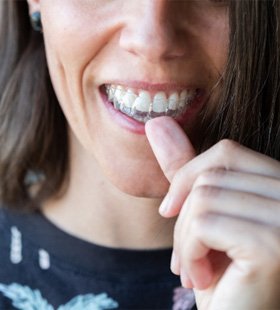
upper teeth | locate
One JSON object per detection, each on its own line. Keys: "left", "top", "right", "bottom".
{"left": 105, "top": 84, "right": 197, "bottom": 122}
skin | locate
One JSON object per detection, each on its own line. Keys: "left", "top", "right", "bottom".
{"left": 26, "top": 0, "right": 228, "bottom": 249}
{"left": 28, "top": 0, "right": 228, "bottom": 198}
{"left": 27, "top": 0, "right": 280, "bottom": 308}
{"left": 146, "top": 117, "right": 280, "bottom": 309}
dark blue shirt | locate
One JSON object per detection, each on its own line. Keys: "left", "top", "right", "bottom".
{"left": 0, "top": 207, "right": 196, "bottom": 310}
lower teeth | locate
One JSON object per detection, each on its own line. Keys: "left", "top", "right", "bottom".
{"left": 112, "top": 98, "right": 187, "bottom": 123}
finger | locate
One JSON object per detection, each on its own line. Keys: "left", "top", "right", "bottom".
{"left": 172, "top": 192, "right": 213, "bottom": 289}
{"left": 180, "top": 270, "right": 194, "bottom": 289}
{"left": 145, "top": 116, "right": 196, "bottom": 183}
{"left": 170, "top": 250, "right": 180, "bottom": 275}
{"left": 172, "top": 212, "right": 212, "bottom": 289}
{"left": 172, "top": 184, "right": 280, "bottom": 285}
{"left": 172, "top": 193, "right": 194, "bottom": 275}
{"left": 164, "top": 139, "right": 280, "bottom": 216}
{"left": 188, "top": 185, "right": 280, "bottom": 226}
{"left": 176, "top": 169, "right": 280, "bottom": 238}
{"left": 181, "top": 247, "right": 213, "bottom": 290}
{"left": 194, "top": 169, "right": 280, "bottom": 201}
{"left": 173, "top": 186, "right": 280, "bottom": 270}
{"left": 185, "top": 213, "right": 280, "bottom": 290}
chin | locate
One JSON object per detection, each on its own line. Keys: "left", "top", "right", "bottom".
{"left": 107, "top": 170, "right": 170, "bottom": 199}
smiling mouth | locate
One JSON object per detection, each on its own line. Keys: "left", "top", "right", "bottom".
{"left": 102, "top": 84, "right": 201, "bottom": 123}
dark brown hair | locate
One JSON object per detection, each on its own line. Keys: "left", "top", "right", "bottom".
{"left": 199, "top": 0, "right": 280, "bottom": 156}
{"left": 0, "top": 0, "right": 68, "bottom": 210}
{"left": 0, "top": 0, "right": 280, "bottom": 210}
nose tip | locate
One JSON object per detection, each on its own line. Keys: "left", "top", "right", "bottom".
{"left": 119, "top": 2, "right": 186, "bottom": 63}
{"left": 120, "top": 25, "right": 185, "bottom": 63}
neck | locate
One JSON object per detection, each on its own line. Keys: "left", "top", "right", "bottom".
{"left": 42, "top": 134, "right": 175, "bottom": 250}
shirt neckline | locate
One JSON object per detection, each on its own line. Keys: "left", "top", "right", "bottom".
{"left": 3, "top": 207, "right": 175, "bottom": 277}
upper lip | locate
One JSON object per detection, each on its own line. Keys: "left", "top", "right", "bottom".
{"left": 102, "top": 80, "right": 199, "bottom": 92}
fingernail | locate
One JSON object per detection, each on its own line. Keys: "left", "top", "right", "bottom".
{"left": 159, "top": 194, "right": 172, "bottom": 215}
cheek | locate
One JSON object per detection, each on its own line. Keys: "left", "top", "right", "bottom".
{"left": 41, "top": 1, "right": 120, "bottom": 69}
{"left": 205, "top": 15, "right": 229, "bottom": 72}
{"left": 40, "top": 1, "right": 118, "bottom": 144}
{"left": 184, "top": 6, "right": 229, "bottom": 74}
{"left": 202, "top": 24, "right": 229, "bottom": 73}
{"left": 40, "top": 0, "right": 119, "bottom": 105}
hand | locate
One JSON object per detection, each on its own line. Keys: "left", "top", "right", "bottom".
{"left": 146, "top": 116, "right": 280, "bottom": 310}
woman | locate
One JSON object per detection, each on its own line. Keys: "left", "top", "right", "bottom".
{"left": 0, "top": 0, "right": 280, "bottom": 309}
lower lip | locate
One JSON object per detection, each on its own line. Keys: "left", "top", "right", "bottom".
{"left": 99, "top": 87, "right": 205, "bottom": 135}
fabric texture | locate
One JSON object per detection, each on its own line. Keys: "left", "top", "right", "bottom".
{"left": 0, "top": 207, "right": 196, "bottom": 310}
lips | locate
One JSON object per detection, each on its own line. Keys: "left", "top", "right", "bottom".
{"left": 99, "top": 82, "right": 205, "bottom": 135}
{"left": 103, "top": 84, "right": 201, "bottom": 123}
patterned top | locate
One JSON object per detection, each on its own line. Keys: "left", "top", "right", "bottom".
{"left": 0, "top": 207, "right": 196, "bottom": 310}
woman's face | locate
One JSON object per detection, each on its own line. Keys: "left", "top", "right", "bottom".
{"left": 30, "top": 0, "right": 229, "bottom": 198}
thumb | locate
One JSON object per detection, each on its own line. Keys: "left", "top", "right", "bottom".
{"left": 145, "top": 116, "right": 196, "bottom": 183}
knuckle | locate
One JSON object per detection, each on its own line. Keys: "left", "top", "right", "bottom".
{"left": 218, "top": 139, "right": 238, "bottom": 152}
{"left": 215, "top": 139, "right": 239, "bottom": 164}
{"left": 192, "top": 185, "right": 220, "bottom": 200}
{"left": 194, "top": 169, "right": 227, "bottom": 187}
{"left": 190, "top": 185, "right": 220, "bottom": 211}
{"left": 194, "top": 171, "right": 212, "bottom": 187}
{"left": 239, "top": 262, "right": 262, "bottom": 282}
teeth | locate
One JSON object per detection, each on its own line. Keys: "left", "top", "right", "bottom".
{"left": 105, "top": 84, "right": 197, "bottom": 123}
{"left": 153, "top": 92, "right": 168, "bottom": 113}
{"left": 168, "top": 92, "right": 179, "bottom": 111}
{"left": 133, "top": 91, "right": 151, "bottom": 112}
{"left": 179, "top": 90, "right": 187, "bottom": 109}
{"left": 123, "top": 89, "right": 137, "bottom": 108}
{"left": 115, "top": 86, "right": 125, "bottom": 103}
{"left": 108, "top": 86, "right": 115, "bottom": 102}
{"left": 113, "top": 86, "right": 125, "bottom": 109}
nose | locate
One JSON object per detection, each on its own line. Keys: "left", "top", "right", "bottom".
{"left": 119, "top": 0, "right": 187, "bottom": 63}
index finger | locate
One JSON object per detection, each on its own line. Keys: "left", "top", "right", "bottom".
{"left": 164, "top": 139, "right": 280, "bottom": 217}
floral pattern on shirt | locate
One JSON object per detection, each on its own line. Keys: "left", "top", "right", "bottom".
{"left": 172, "top": 287, "right": 196, "bottom": 310}
{"left": 0, "top": 283, "right": 119, "bottom": 310}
